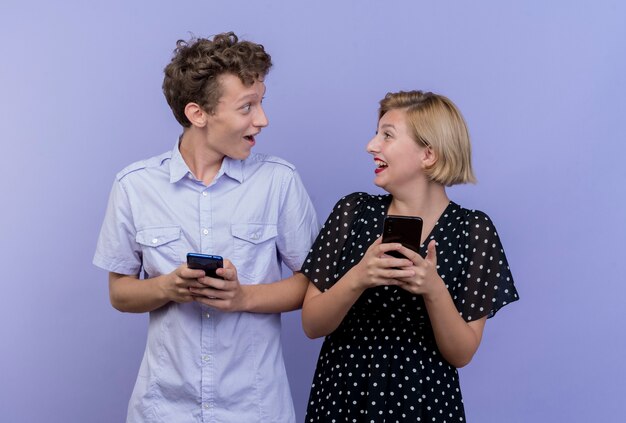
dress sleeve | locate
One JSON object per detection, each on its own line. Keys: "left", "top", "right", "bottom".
{"left": 301, "top": 192, "right": 368, "bottom": 292}
{"left": 455, "top": 211, "right": 519, "bottom": 321}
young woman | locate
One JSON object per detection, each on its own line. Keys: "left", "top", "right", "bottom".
{"left": 301, "top": 90, "right": 519, "bottom": 422}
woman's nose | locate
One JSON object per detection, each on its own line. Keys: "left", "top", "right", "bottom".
{"left": 366, "top": 135, "right": 379, "bottom": 154}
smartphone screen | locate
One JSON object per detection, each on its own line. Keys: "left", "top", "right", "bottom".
{"left": 186, "top": 253, "right": 224, "bottom": 278}
{"left": 382, "top": 215, "right": 423, "bottom": 259}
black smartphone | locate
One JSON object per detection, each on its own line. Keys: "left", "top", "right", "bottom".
{"left": 382, "top": 215, "right": 423, "bottom": 259}
{"left": 186, "top": 253, "right": 224, "bottom": 278}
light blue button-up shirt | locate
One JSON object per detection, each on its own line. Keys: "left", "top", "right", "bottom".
{"left": 94, "top": 143, "right": 319, "bottom": 422}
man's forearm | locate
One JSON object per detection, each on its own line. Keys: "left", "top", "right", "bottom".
{"left": 240, "top": 272, "right": 309, "bottom": 313}
{"left": 109, "top": 272, "right": 170, "bottom": 313}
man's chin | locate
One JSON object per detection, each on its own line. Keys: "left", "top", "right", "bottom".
{"left": 228, "top": 150, "right": 251, "bottom": 161}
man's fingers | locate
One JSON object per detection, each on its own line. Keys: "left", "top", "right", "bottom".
{"left": 193, "top": 295, "right": 236, "bottom": 311}
{"left": 216, "top": 267, "right": 235, "bottom": 281}
{"left": 199, "top": 276, "right": 235, "bottom": 291}
{"left": 186, "top": 280, "right": 207, "bottom": 289}
{"left": 218, "top": 259, "right": 238, "bottom": 281}
{"left": 180, "top": 265, "right": 206, "bottom": 279}
{"left": 190, "top": 286, "right": 230, "bottom": 299}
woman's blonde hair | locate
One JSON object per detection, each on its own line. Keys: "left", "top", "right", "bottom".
{"left": 378, "top": 90, "right": 476, "bottom": 186}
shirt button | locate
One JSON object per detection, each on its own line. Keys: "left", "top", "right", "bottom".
{"left": 202, "top": 229, "right": 209, "bottom": 235}
{"left": 151, "top": 238, "right": 158, "bottom": 244}
{"left": 202, "top": 355, "right": 210, "bottom": 362}
{"left": 202, "top": 191, "right": 208, "bottom": 197}
{"left": 205, "top": 313, "right": 210, "bottom": 319}
{"left": 202, "top": 403, "right": 210, "bottom": 409}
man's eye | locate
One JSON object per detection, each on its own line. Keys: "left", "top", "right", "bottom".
{"left": 242, "top": 104, "right": 251, "bottom": 112}
{"left": 383, "top": 132, "right": 392, "bottom": 139}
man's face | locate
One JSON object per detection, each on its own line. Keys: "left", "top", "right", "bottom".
{"left": 204, "top": 73, "right": 268, "bottom": 160}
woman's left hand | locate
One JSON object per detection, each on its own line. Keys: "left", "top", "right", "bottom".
{"left": 396, "top": 240, "right": 447, "bottom": 298}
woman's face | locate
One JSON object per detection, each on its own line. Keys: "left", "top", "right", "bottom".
{"left": 366, "top": 108, "right": 428, "bottom": 192}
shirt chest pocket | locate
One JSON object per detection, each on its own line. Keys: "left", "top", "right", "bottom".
{"left": 231, "top": 223, "right": 278, "bottom": 282}
{"left": 135, "top": 226, "right": 182, "bottom": 278}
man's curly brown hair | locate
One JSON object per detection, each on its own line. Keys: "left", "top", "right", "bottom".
{"left": 162, "top": 32, "right": 272, "bottom": 127}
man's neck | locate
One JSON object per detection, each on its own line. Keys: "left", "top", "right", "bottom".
{"left": 178, "top": 129, "right": 224, "bottom": 186}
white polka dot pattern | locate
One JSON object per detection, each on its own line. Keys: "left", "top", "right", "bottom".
{"left": 302, "top": 192, "right": 518, "bottom": 422}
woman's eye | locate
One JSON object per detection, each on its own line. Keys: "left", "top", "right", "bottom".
{"left": 383, "top": 132, "right": 392, "bottom": 139}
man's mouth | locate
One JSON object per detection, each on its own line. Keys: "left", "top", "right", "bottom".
{"left": 244, "top": 134, "right": 256, "bottom": 145}
{"left": 374, "top": 158, "right": 388, "bottom": 174}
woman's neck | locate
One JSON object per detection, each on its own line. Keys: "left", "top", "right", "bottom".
{"left": 388, "top": 182, "right": 449, "bottom": 218}
{"left": 388, "top": 182, "right": 450, "bottom": 245}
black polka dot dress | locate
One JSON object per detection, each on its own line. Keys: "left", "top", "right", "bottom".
{"left": 302, "top": 192, "right": 519, "bottom": 422}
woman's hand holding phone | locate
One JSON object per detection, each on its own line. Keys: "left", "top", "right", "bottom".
{"left": 347, "top": 238, "right": 415, "bottom": 291}
{"left": 381, "top": 215, "right": 423, "bottom": 258}
{"left": 394, "top": 240, "right": 447, "bottom": 298}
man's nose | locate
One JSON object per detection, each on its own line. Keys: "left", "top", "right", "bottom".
{"left": 254, "top": 105, "right": 269, "bottom": 127}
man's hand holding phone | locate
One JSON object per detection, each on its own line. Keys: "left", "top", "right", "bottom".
{"left": 160, "top": 262, "right": 211, "bottom": 305}
{"left": 187, "top": 253, "right": 224, "bottom": 278}
{"left": 186, "top": 253, "right": 247, "bottom": 311}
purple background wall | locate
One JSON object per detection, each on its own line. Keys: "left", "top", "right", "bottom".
{"left": 2, "top": 1, "right": 625, "bottom": 421}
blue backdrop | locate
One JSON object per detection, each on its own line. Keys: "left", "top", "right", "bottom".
{"left": 2, "top": 1, "right": 625, "bottom": 421}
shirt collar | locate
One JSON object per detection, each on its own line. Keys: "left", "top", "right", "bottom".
{"left": 168, "top": 140, "right": 244, "bottom": 184}
{"left": 221, "top": 156, "right": 244, "bottom": 183}
{"left": 169, "top": 140, "right": 191, "bottom": 183}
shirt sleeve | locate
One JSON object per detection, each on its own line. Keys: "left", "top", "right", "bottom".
{"left": 455, "top": 211, "right": 519, "bottom": 321}
{"left": 275, "top": 170, "right": 320, "bottom": 272}
{"left": 92, "top": 178, "right": 142, "bottom": 276}
{"left": 301, "top": 192, "right": 368, "bottom": 292}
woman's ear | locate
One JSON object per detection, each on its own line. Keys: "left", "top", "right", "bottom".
{"left": 422, "top": 146, "right": 437, "bottom": 168}
{"left": 184, "top": 103, "right": 208, "bottom": 128}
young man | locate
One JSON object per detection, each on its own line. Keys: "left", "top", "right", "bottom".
{"left": 93, "top": 32, "right": 319, "bottom": 422}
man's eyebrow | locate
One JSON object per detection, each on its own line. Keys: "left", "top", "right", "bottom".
{"left": 237, "top": 84, "right": 266, "bottom": 102}
{"left": 237, "top": 92, "right": 261, "bottom": 102}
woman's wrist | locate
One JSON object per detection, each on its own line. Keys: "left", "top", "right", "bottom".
{"left": 422, "top": 276, "right": 448, "bottom": 304}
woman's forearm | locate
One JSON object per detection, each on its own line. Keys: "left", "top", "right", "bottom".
{"left": 301, "top": 267, "right": 365, "bottom": 338}
{"left": 423, "top": 286, "right": 486, "bottom": 367}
